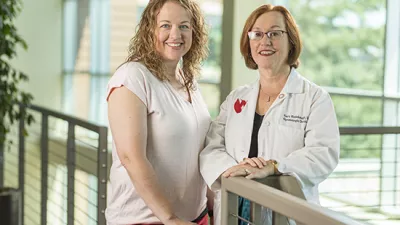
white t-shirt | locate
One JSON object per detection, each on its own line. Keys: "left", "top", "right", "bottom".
{"left": 105, "top": 62, "right": 211, "bottom": 225}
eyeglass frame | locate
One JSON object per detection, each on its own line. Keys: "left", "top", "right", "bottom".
{"left": 247, "top": 30, "right": 288, "bottom": 41}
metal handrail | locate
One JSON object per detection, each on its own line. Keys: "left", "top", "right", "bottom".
{"left": 2, "top": 106, "right": 399, "bottom": 225}
{"left": 0, "top": 104, "right": 108, "bottom": 225}
{"left": 220, "top": 126, "right": 400, "bottom": 225}
{"left": 340, "top": 126, "right": 400, "bottom": 135}
{"left": 339, "top": 126, "right": 399, "bottom": 215}
{"left": 221, "top": 176, "right": 364, "bottom": 225}
{"left": 220, "top": 125, "right": 400, "bottom": 225}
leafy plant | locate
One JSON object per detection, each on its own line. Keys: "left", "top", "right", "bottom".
{"left": 0, "top": 0, "right": 34, "bottom": 146}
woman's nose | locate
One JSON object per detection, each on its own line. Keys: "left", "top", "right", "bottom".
{"left": 260, "top": 35, "right": 272, "bottom": 46}
{"left": 169, "top": 25, "right": 182, "bottom": 39}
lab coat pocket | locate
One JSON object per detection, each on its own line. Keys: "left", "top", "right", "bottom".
{"left": 275, "top": 124, "right": 305, "bottom": 156}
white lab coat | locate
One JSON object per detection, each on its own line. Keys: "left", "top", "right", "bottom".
{"left": 200, "top": 68, "right": 340, "bottom": 225}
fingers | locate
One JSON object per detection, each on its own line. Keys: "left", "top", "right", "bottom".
{"left": 229, "top": 168, "right": 248, "bottom": 177}
{"left": 223, "top": 165, "right": 253, "bottom": 178}
{"left": 222, "top": 165, "right": 241, "bottom": 177}
{"left": 245, "top": 170, "right": 265, "bottom": 180}
{"left": 223, "top": 161, "right": 268, "bottom": 179}
{"left": 222, "top": 170, "right": 230, "bottom": 178}
{"left": 243, "top": 158, "right": 257, "bottom": 167}
{"left": 246, "top": 165, "right": 275, "bottom": 180}
{"left": 252, "top": 158, "right": 265, "bottom": 168}
{"left": 258, "top": 157, "right": 268, "bottom": 166}
{"left": 245, "top": 173, "right": 256, "bottom": 179}
{"left": 241, "top": 157, "right": 267, "bottom": 168}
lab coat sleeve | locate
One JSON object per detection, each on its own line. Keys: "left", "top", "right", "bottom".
{"left": 277, "top": 89, "right": 340, "bottom": 188}
{"left": 200, "top": 94, "right": 238, "bottom": 191}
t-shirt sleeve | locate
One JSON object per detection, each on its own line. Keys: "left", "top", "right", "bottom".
{"left": 106, "top": 62, "right": 148, "bottom": 107}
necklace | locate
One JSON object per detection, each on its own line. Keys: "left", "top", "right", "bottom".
{"left": 260, "top": 86, "right": 279, "bottom": 102}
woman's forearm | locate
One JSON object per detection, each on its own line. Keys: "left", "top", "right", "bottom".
{"left": 124, "top": 158, "right": 176, "bottom": 223}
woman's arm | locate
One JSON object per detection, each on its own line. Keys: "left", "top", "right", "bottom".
{"left": 108, "top": 87, "right": 194, "bottom": 225}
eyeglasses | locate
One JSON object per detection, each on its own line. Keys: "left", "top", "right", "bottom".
{"left": 248, "top": 30, "right": 287, "bottom": 41}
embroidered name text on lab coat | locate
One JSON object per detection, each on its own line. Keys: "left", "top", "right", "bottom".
{"left": 283, "top": 114, "right": 308, "bottom": 123}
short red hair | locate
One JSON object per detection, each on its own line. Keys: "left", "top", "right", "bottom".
{"left": 240, "top": 4, "right": 302, "bottom": 69}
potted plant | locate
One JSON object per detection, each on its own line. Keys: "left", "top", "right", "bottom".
{"left": 1, "top": 0, "right": 34, "bottom": 224}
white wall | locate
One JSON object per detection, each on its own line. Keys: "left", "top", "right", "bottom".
{"left": 11, "top": 0, "right": 63, "bottom": 111}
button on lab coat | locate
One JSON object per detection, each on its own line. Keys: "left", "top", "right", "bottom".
{"left": 200, "top": 68, "right": 340, "bottom": 224}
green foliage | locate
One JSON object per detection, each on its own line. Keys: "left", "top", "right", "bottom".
{"left": 332, "top": 96, "right": 382, "bottom": 158}
{"left": 332, "top": 96, "right": 381, "bottom": 127}
{"left": 340, "top": 135, "right": 381, "bottom": 158}
{"left": 0, "top": 0, "right": 34, "bottom": 145}
{"left": 290, "top": 0, "right": 385, "bottom": 90}
{"left": 288, "top": 0, "right": 386, "bottom": 158}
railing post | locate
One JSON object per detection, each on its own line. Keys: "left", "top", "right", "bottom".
{"left": 250, "top": 202, "right": 261, "bottom": 224}
{"left": 221, "top": 177, "right": 238, "bottom": 225}
{"left": 97, "top": 127, "right": 108, "bottom": 225}
{"left": 272, "top": 211, "right": 287, "bottom": 225}
{"left": 67, "top": 123, "right": 76, "bottom": 225}
{"left": 40, "top": 114, "right": 49, "bottom": 225}
{"left": 18, "top": 104, "right": 25, "bottom": 225}
{"left": 0, "top": 133, "right": 4, "bottom": 188}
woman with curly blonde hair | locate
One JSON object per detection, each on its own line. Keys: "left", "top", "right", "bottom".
{"left": 105, "top": 0, "right": 213, "bottom": 225}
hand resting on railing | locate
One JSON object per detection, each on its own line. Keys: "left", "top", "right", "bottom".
{"left": 222, "top": 159, "right": 275, "bottom": 180}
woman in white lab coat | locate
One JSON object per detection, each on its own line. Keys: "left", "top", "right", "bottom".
{"left": 200, "top": 4, "right": 340, "bottom": 225}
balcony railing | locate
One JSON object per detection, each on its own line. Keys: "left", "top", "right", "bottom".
{"left": 320, "top": 127, "right": 400, "bottom": 224}
{"left": 0, "top": 104, "right": 108, "bottom": 225}
{"left": 1, "top": 104, "right": 400, "bottom": 224}
{"left": 221, "top": 176, "right": 364, "bottom": 225}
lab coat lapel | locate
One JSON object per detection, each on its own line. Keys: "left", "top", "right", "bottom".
{"left": 233, "top": 80, "right": 259, "bottom": 159}
{"left": 265, "top": 68, "right": 304, "bottom": 116}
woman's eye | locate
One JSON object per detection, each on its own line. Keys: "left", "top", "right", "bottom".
{"left": 160, "top": 24, "right": 170, "bottom": 28}
{"left": 179, "top": 25, "right": 189, "bottom": 29}
{"left": 270, "top": 31, "right": 279, "bottom": 36}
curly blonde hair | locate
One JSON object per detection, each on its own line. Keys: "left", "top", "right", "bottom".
{"left": 126, "top": 0, "right": 208, "bottom": 90}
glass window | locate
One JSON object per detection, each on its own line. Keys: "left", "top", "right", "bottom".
{"left": 63, "top": 0, "right": 223, "bottom": 124}
{"left": 288, "top": 0, "right": 386, "bottom": 91}
{"left": 136, "top": 0, "right": 223, "bottom": 117}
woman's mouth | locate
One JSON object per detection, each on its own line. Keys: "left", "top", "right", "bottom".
{"left": 259, "top": 50, "right": 275, "bottom": 56}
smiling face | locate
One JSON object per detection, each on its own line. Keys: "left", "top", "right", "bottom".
{"left": 155, "top": 1, "right": 193, "bottom": 66}
{"left": 249, "top": 11, "right": 290, "bottom": 73}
